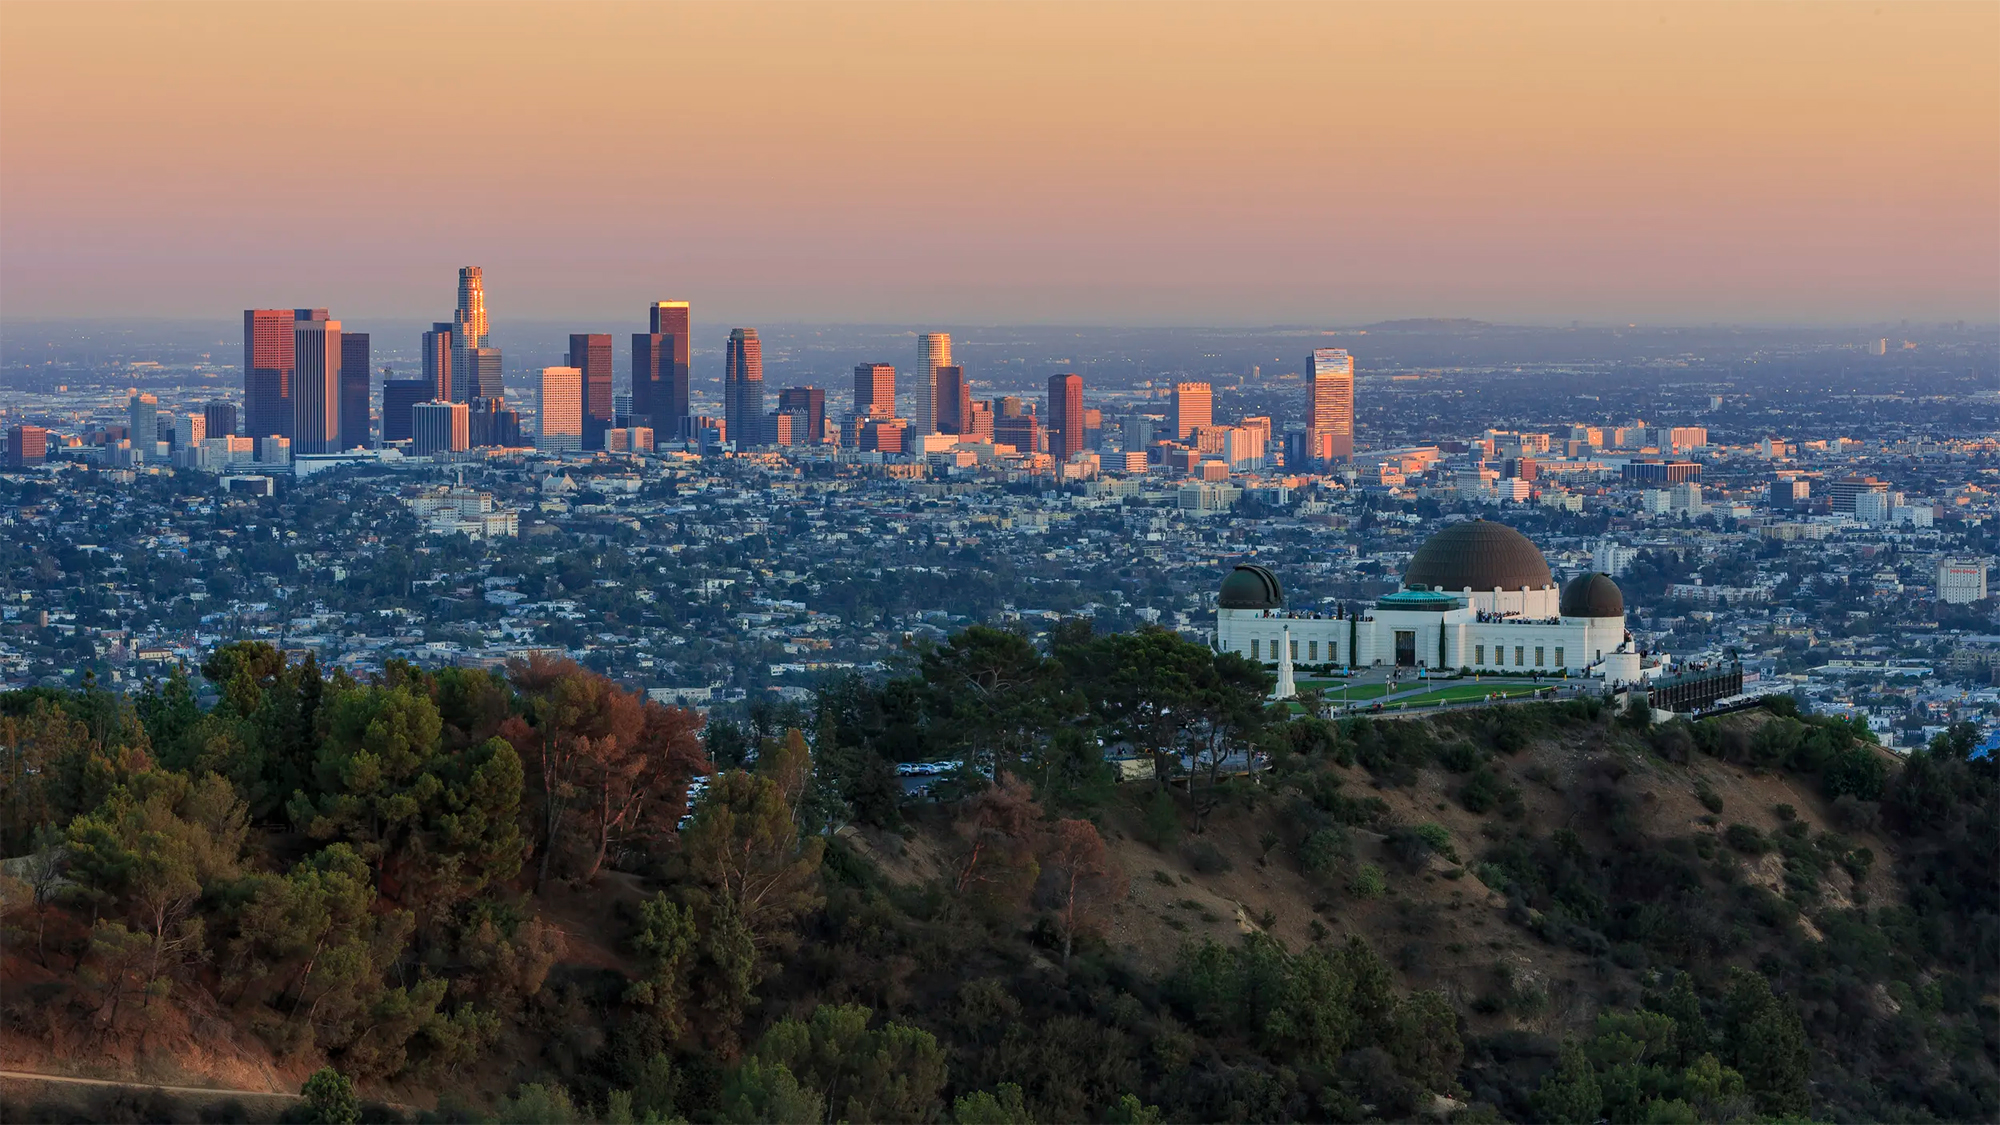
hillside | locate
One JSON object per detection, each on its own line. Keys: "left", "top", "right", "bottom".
{"left": 0, "top": 629, "right": 1994, "bottom": 1124}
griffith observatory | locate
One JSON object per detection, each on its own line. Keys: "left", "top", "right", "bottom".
{"left": 1214, "top": 519, "right": 1642, "bottom": 681}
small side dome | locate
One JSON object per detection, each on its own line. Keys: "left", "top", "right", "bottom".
{"left": 1560, "top": 572, "right": 1625, "bottom": 618}
{"left": 1219, "top": 563, "right": 1284, "bottom": 609}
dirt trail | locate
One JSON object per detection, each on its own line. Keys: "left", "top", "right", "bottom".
{"left": 0, "top": 1069, "right": 416, "bottom": 1111}
{"left": 0, "top": 1068, "right": 300, "bottom": 1099}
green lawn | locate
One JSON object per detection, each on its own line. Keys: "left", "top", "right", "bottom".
{"left": 1296, "top": 680, "right": 1392, "bottom": 701}
{"left": 1389, "top": 683, "right": 1552, "bottom": 707}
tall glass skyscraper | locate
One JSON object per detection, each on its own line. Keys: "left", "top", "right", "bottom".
{"left": 465, "top": 347, "right": 505, "bottom": 401}
{"left": 915, "top": 332, "right": 951, "bottom": 436}
{"left": 633, "top": 300, "right": 692, "bottom": 436}
{"left": 291, "top": 310, "right": 342, "bottom": 455}
{"left": 339, "top": 332, "right": 371, "bottom": 449}
{"left": 935, "top": 365, "right": 971, "bottom": 436}
{"left": 243, "top": 309, "right": 295, "bottom": 439}
{"left": 1308, "top": 347, "right": 1355, "bottom": 463}
{"left": 455, "top": 266, "right": 488, "bottom": 347}
{"left": 422, "top": 322, "right": 454, "bottom": 402}
{"left": 568, "top": 333, "right": 614, "bottom": 449}
{"left": 725, "top": 328, "right": 763, "bottom": 447}
{"left": 451, "top": 267, "right": 493, "bottom": 402}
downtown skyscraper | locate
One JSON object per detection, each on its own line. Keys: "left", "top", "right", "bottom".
{"left": 422, "top": 322, "right": 454, "bottom": 401}
{"left": 539, "top": 365, "right": 582, "bottom": 452}
{"left": 454, "top": 267, "right": 488, "bottom": 349}
{"left": 914, "top": 332, "right": 951, "bottom": 436}
{"left": 568, "top": 333, "right": 614, "bottom": 449}
{"left": 1171, "top": 381, "right": 1212, "bottom": 440}
{"left": 242, "top": 309, "right": 295, "bottom": 439}
{"left": 1308, "top": 347, "right": 1355, "bottom": 463}
{"left": 725, "top": 328, "right": 764, "bottom": 447}
{"left": 1048, "top": 372, "right": 1084, "bottom": 462}
{"left": 633, "top": 300, "right": 690, "bottom": 437}
{"left": 935, "top": 365, "right": 972, "bottom": 436}
{"left": 777, "top": 386, "right": 826, "bottom": 445}
{"left": 339, "top": 332, "right": 371, "bottom": 449}
{"left": 451, "top": 267, "right": 500, "bottom": 402}
{"left": 853, "top": 363, "right": 896, "bottom": 416}
{"left": 291, "top": 310, "right": 342, "bottom": 455}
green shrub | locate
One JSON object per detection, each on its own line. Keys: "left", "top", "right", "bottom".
{"left": 1139, "top": 788, "right": 1181, "bottom": 849}
{"left": 1651, "top": 723, "right": 1696, "bottom": 763}
{"left": 1185, "top": 840, "right": 1233, "bottom": 875}
{"left": 1385, "top": 827, "right": 1437, "bottom": 870}
{"left": 1298, "top": 826, "right": 1352, "bottom": 877}
{"left": 1435, "top": 740, "right": 1484, "bottom": 773}
{"left": 1460, "top": 766, "right": 1522, "bottom": 817}
{"left": 1414, "top": 822, "right": 1459, "bottom": 863}
{"left": 1724, "top": 824, "right": 1769, "bottom": 854}
{"left": 1696, "top": 786, "right": 1725, "bottom": 814}
{"left": 1350, "top": 863, "right": 1387, "bottom": 898}
{"left": 300, "top": 1068, "right": 358, "bottom": 1125}
{"left": 1821, "top": 744, "right": 1888, "bottom": 801}
{"left": 1839, "top": 845, "right": 1874, "bottom": 883}
{"left": 1771, "top": 802, "right": 1797, "bottom": 822}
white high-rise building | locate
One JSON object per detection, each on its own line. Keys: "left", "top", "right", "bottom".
{"left": 1854, "top": 490, "right": 1892, "bottom": 526}
{"left": 539, "top": 366, "right": 582, "bottom": 452}
{"left": 914, "top": 332, "right": 951, "bottom": 437}
{"left": 1593, "top": 539, "right": 1638, "bottom": 577}
{"left": 1936, "top": 558, "right": 1988, "bottom": 604}
{"left": 257, "top": 435, "right": 291, "bottom": 466}
{"left": 172, "top": 413, "right": 206, "bottom": 459}
{"left": 127, "top": 393, "right": 159, "bottom": 461}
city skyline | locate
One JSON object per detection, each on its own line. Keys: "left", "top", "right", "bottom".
{"left": 3, "top": 2, "right": 1993, "bottom": 326}
{"left": 0, "top": 6, "right": 1994, "bottom": 1120}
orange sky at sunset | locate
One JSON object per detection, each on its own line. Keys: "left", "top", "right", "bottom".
{"left": 2, "top": 1, "right": 1994, "bottom": 325}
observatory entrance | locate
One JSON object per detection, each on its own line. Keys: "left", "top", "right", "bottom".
{"left": 1394, "top": 630, "right": 1417, "bottom": 667}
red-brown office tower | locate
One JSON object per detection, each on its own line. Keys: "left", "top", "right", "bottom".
{"left": 935, "top": 366, "right": 972, "bottom": 435}
{"left": 1049, "top": 372, "right": 1084, "bottom": 461}
{"left": 340, "top": 332, "right": 371, "bottom": 449}
{"left": 853, "top": 363, "right": 895, "bottom": 415}
{"left": 568, "top": 333, "right": 614, "bottom": 449}
{"left": 243, "top": 309, "right": 295, "bottom": 438}
{"left": 633, "top": 301, "right": 691, "bottom": 437}
{"left": 6, "top": 425, "right": 47, "bottom": 467}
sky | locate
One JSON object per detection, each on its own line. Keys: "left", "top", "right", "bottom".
{"left": 1, "top": 1, "right": 1995, "bottom": 327}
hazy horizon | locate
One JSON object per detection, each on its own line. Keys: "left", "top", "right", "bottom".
{"left": 3, "top": 2, "right": 1995, "bottom": 326}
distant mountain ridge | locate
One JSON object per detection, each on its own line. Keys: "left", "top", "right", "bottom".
{"left": 1360, "top": 318, "right": 1498, "bottom": 333}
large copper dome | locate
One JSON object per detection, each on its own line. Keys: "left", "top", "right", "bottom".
{"left": 1402, "top": 519, "right": 1553, "bottom": 592}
